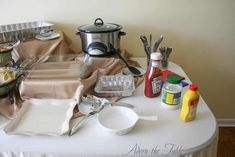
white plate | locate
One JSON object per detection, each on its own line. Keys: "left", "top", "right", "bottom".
{"left": 35, "top": 32, "right": 60, "bottom": 41}
{"left": 122, "top": 67, "right": 146, "bottom": 77}
{"left": 4, "top": 99, "right": 77, "bottom": 136}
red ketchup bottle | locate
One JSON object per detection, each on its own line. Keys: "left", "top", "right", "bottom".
{"left": 144, "top": 53, "right": 162, "bottom": 98}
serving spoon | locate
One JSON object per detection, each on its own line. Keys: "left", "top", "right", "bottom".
{"left": 109, "top": 43, "right": 141, "bottom": 75}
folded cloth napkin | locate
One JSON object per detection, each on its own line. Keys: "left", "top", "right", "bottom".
{"left": 20, "top": 78, "right": 84, "bottom": 101}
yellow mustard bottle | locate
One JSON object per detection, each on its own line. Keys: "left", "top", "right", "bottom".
{"left": 180, "top": 84, "right": 200, "bottom": 122}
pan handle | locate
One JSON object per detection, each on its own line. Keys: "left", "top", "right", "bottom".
{"left": 138, "top": 115, "right": 158, "bottom": 121}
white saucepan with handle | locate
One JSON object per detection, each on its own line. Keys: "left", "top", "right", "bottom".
{"left": 98, "top": 106, "right": 158, "bottom": 135}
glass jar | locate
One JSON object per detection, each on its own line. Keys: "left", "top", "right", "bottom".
{"left": 161, "top": 74, "right": 182, "bottom": 110}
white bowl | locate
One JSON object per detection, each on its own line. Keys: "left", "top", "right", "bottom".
{"left": 98, "top": 106, "right": 158, "bottom": 135}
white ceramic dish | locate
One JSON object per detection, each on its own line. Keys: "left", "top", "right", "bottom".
{"left": 122, "top": 67, "right": 145, "bottom": 77}
{"left": 98, "top": 106, "right": 158, "bottom": 135}
{"left": 4, "top": 99, "right": 77, "bottom": 136}
{"left": 35, "top": 32, "right": 60, "bottom": 41}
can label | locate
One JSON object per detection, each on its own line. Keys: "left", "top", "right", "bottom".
{"left": 151, "top": 77, "right": 162, "bottom": 94}
{"left": 162, "top": 90, "right": 181, "bottom": 105}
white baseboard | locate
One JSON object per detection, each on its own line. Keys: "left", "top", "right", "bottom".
{"left": 217, "top": 119, "right": 235, "bottom": 127}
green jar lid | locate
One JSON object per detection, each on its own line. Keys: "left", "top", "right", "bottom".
{"left": 166, "top": 74, "right": 181, "bottom": 84}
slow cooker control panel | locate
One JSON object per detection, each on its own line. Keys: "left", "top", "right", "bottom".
{"left": 87, "top": 42, "right": 107, "bottom": 55}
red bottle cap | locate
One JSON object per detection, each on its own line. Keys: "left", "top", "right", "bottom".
{"left": 189, "top": 84, "right": 198, "bottom": 91}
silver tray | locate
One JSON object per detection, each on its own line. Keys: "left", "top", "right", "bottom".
{"left": 0, "top": 21, "right": 53, "bottom": 43}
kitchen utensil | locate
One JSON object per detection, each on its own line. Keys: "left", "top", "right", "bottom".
{"left": 109, "top": 43, "right": 141, "bottom": 75}
{"left": 153, "top": 35, "right": 163, "bottom": 52}
{"left": 82, "top": 95, "right": 134, "bottom": 109}
{"left": 76, "top": 18, "right": 126, "bottom": 57}
{"left": 69, "top": 105, "right": 104, "bottom": 136}
{"left": 94, "top": 75, "right": 135, "bottom": 97}
{"left": 79, "top": 95, "right": 134, "bottom": 115}
{"left": 4, "top": 99, "right": 77, "bottom": 136}
{"left": 140, "top": 35, "right": 151, "bottom": 66}
{"left": 79, "top": 102, "right": 134, "bottom": 115}
{"left": 98, "top": 106, "right": 158, "bottom": 135}
{"left": 149, "top": 34, "right": 152, "bottom": 51}
{"left": 159, "top": 47, "right": 172, "bottom": 69}
{"left": 122, "top": 67, "right": 145, "bottom": 77}
{"left": 140, "top": 35, "right": 151, "bottom": 56}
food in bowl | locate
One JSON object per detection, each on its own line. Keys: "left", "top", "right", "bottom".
{"left": 0, "top": 68, "right": 17, "bottom": 85}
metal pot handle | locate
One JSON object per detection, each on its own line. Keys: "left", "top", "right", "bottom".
{"left": 94, "top": 18, "right": 104, "bottom": 26}
{"left": 76, "top": 32, "right": 80, "bottom": 36}
{"left": 119, "top": 31, "right": 126, "bottom": 37}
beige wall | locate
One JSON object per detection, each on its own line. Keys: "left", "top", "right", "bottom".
{"left": 1, "top": 0, "right": 234, "bottom": 118}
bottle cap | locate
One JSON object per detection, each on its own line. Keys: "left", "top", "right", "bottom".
{"left": 151, "top": 52, "right": 162, "bottom": 61}
{"left": 189, "top": 84, "right": 198, "bottom": 91}
{"left": 166, "top": 74, "right": 181, "bottom": 84}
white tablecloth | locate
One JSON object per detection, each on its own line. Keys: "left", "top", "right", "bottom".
{"left": 0, "top": 58, "right": 218, "bottom": 157}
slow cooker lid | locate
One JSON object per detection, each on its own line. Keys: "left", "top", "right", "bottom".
{"left": 79, "top": 18, "right": 122, "bottom": 33}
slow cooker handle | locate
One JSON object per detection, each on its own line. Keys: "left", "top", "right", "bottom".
{"left": 94, "top": 18, "right": 104, "bottom": 26}
{"left": 76, "top": 32, "right": 80, "bottom": 36}
{"left": 119, "top": 31, "right": 126, "bottom": 37}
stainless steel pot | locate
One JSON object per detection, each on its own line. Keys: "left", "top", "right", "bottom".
{"left": 76, "top": 18, "right": 126, "bottom": 57}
